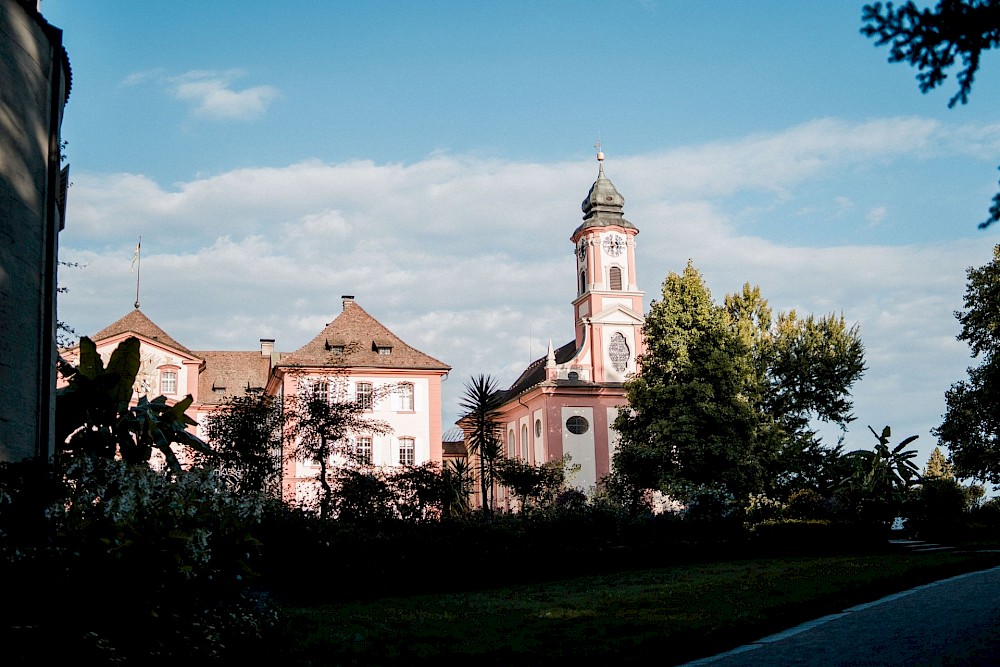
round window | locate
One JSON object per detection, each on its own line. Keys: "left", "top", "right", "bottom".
{"left": 534, "top": 419, "right": 542, "bottom": 437}
{"left": 566, "top": 415, "right": 590, "bottom": 435}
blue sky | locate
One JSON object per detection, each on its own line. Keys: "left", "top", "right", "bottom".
{"left": 41, "top": 1, "right": 1000, "bottom": 472}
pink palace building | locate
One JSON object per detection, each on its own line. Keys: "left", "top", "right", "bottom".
{"left": 486, "top": 153, "right": 645, "bottom": 492}
{"left": 61, "top": 298, "right": 450, "bottom": 506}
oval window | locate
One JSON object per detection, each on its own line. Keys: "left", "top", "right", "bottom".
{"left": 566, "top": 415, "right": 590, "bottom": 435}
{"left": 534, "top": 419, "right": 542, "bottom": 437}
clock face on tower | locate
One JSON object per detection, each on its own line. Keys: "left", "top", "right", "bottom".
{"left": 602, "top": 233, "right": 625, "bottom": 257}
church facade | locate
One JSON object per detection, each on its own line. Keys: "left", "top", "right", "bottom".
{"left": 492, "top": 154, "right": 645, "bottom": 491}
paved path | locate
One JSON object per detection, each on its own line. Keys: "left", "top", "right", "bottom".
{"left": 684, "top": 566, "right": 1000, "bottom": 666}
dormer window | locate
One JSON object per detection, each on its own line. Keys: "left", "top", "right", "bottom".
{"left": 373, "top": 340, "right": 392, "bottom": 355}
{"left": 377, "top": 346, "right": 391, "bottom": 355}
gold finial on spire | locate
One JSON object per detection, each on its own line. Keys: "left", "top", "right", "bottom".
{"left": 595, "top": 138, "right": 604, "bottom": 162}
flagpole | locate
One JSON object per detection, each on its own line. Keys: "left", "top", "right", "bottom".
{"left": 132, "top": 237, "right": 142, "bottom": 309}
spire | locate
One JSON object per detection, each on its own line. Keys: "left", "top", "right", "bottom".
{"left": 546, "top": 338, "right": 555, "bottom": 367}
{"left": 575, "top": 150, "right": 635, "bottom": 235}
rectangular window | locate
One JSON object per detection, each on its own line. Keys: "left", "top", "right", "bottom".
{"left": 160, "top": 370, "right": 177, "bottom": 395}
{"left": 398, "top": 383, "right": 414, "bottom": 411}
{"left": 377, "top": 346, "right": 392, "bottom": 355}
{"left": 356, "top": 382, "right": 373, "bottom": 409}
{"left": 609, "top": 266, "right": 623, "bottom": 290}
{"left": 355, "top": 437, "right": 372, "bottom": 465}
{"left": 398, "top": 437, "right": 415, "bottom": 466}
{"left": 313, "top": 380, "right": 329, "bottom": 403}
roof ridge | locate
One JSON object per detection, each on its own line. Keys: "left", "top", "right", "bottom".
{"left": 279, "top": 301, "right": 449, "bottom": 371}
{"left": 90, "top": 309, "right": 198, "bottom": 358}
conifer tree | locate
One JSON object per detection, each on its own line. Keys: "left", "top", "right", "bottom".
{"left": 923, "top": 446, "right": 954, "bottom": 480}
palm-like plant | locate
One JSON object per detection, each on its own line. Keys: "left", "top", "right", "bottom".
{"left": 841, "top": 425, "right": 920, "bottom": 529}
{"left": 459, "top": 375, "right": 505, "bottom": 516}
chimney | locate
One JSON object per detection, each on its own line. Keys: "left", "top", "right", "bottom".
{"left": 260, "top": 338, "right": 275, "bottom": 358}
{"left": 342, "top": 295, "right": 355, "bottom": 311}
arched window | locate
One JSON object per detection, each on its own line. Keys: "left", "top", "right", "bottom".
{"left": 609, "top": 266, "right": 623, "bottom": 290}
{"left": 580, "top": 269, "right": 587, "bottom": 294}
{"left": 508, "top": 429, "right": 516, "bottom": 457}
{"left": 609, "top": 332, "right": 629, "bottom": 372}
{"left": 521, "top": 424, "right": 529, "bottom": 460}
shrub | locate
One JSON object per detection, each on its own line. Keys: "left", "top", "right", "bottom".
{"left": 0, "top": 457, "right": 279, "bottom": 663}
{"left": 904, "top": 477, "right": 968, "bottom": 541}
{"left": 785, "top": 489, "right": 829, "bottom": 520}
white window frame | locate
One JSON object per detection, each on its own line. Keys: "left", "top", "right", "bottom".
{"left": 398, "top": 437, "right": 415, "bottom": 466}
{"left": 160, "top": 369, "right": 178, "bottom": 395}
{"left": 355, "top": 436, "right": 372, "bottom": 465}
{"left": 356, "top": 381, "right": 373, "bottom": 409}
{"left": 398, "top": 383, "right": 414, "bottom": 412}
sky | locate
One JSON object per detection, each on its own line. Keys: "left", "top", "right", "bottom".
{"left": 40, "top": 1, "right": 1000, "bottom": 472}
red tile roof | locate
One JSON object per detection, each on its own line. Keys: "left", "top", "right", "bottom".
{"left": 193, "top": 351, "right": 273, "bottom": 405}
{"left": 90, "top": 309, "right": 199, "bottom": 358}
{"left": 279, "top": 300, "right": 450, "bottom": 371}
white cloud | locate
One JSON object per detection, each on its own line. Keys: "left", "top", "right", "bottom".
{"left": 57, "top": 116, "right": 1000, "bottom": 461}
{"left": 866, "top": 206, "right": 888, "bottom": 225}
{"left": 168, "top": 69, "right": 279, "bottom": 121}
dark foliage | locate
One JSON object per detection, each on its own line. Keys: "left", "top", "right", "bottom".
{"left": 862, "top": 0, "right": 1000, "bottom": 227}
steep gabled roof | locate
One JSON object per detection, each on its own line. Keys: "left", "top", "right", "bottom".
{"left": 279, "top": 300, "right": 450, "bottom": 371}
{"left": 193, "top": 351, "right": 273, "bottom": 405}
{"left": 91, "top": 309, "right": 199, "bottom": 358}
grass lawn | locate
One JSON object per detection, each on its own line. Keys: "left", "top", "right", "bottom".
{"left": 279, "top": 550, "right": 1000, "bottom": 665}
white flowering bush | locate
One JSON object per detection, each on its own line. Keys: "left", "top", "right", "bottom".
{"left": 745, "top": 493, "right": 786, "bottom": 524}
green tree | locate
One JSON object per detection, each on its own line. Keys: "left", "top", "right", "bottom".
{"left": 613, "top": 263, "right": 759, "bottom": 503}
{"left": 614, "top": 263, "right": 865, "bottom": 506}
{"left": 725, "top": 284, "right": 866, "bottom": 495}
{"left": 494, "top": 455, "right": 579, "bottom": 509}
{"left": 459, "top": 375, "right": 505, "bottom": 516}
{"left": 935, "top": 245, "right": 1000, "bottom": 483}
{"left": 862, "top": 0, "right": 1000, "bottom": 228}
{"left": 200, "top": 389, "right": 283, "bottom": 496}
{"left": 284, "top": 378, "right": 391, "bottom": 520}
{"left": 923, "top": 446, "right": 954, "bottom": 479}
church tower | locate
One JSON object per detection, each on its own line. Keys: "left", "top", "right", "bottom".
{"left": 481, "top": 151, "right": 647, "bottom": 497}
{"left": 567, "top": 151, "right": 645, "bottom": 383}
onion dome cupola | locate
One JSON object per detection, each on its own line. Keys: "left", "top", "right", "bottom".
{"left": 574, "top": 152, "right": 637, "bottom": 237}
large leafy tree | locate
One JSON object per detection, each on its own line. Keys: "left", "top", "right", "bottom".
{"left": 862, "top": 0, "right": 1000, "bottom": 228}
{"left": 614, "top": 263, "right": 760, "bottom": 503}
{"left": 614, "top": 263, "right": 865, "bottom": 504}
{"left": 935, "top": 244, "right": 1000, "bottom": 483}
{"left": 199, "top": 389, "right": 283, "bottom": 496}
{"left": 726, "top": 284, "right": 866, "bottom": 493}
{"left": 284, "top": 378, "right": 391, "bottom": 520}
